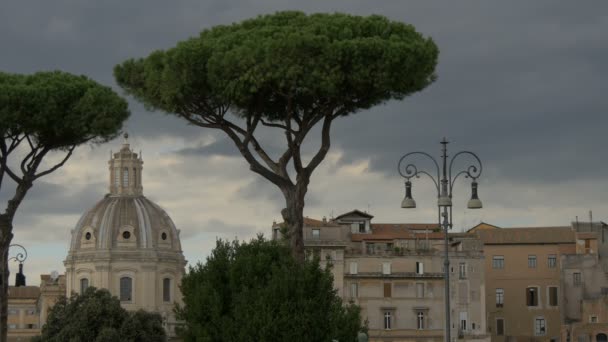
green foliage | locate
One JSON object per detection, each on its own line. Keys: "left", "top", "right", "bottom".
{"left": 176, "top": 237, "right": 364, "bottom": 342}
{"left": 37, "top": 287, "right": 165, "bottom": 342}
{"left": 0, "top": 70, "right": 129, "bottom": 149}
{"left": 114, "top": 11, "right": 438, "bottom": 121}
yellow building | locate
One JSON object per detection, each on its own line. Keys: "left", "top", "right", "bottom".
{"left": 475, "top": 225, "right": 576, "bottom": 341}
{"left": 7, "top": 286, "right": 40, "bottom": 342}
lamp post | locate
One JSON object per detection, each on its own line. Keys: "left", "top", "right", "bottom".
{"left": 8, "top": 244, "right": 27, "bottom": 287}
{"left": 398, "top": 138, "right": 483, "bottom": 342}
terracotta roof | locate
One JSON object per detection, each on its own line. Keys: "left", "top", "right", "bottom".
{"left": 335, "top": 209, "right": 373, "bottom": 220}
{"left": 372, "top": 223, "right": 440, "bottom": 231}
{"left": 466, "top": 222, "right": 501, "bottom": 233}
{"left": 476, "top": 227, "right": 575, "bottom": 245}
{"left": 8, "top": 286, "right": 40, "bottom": 299}
{"left": 274, "top": 217, "right": 341, "bottom": 228}
{"left": 576, "top": 232, "right": 598, "bottom": 240}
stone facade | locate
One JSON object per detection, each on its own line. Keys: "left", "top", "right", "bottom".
{"left": 63, "top": 136, "right": 187, "bottom": 336}
{"left": 274, "top": 210, "right": 489, "bottom": 342}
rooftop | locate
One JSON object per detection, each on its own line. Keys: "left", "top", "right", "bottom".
{"left": 476, "top": 226, "right": 574, "bottom": 245}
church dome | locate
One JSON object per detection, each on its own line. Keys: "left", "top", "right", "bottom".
{"left": 67, "top": 133, "right": 182, "bottom": 253}
{"left": 64, "top": 134, "right": 186, "bottom": 336}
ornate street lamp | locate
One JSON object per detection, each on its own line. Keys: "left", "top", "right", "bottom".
{"left": 398, "top": 138, "right": 483, "bottom": 342}
{"left": 9, "top": 244, "right": 28, "bottom": 287}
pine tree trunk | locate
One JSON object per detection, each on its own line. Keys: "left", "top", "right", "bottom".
{"left": 281, "top": 178, "right": 309, "bottom": 263}
{"left": 0, "top": 214, "right": 13, "bottom": 342}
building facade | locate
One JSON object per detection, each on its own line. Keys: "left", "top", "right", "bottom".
{"left": 475, "top": 225, "right": 576, "bottom": 341}
{"left": 275, "top": 210, "right": 489, "bottom": 342}
{"left": 63, "top": 135, "right": 187, "bottom": 335}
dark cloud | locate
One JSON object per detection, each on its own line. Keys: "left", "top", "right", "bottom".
{"left": 1, "top": 1, "right": 607, "bottom": 238}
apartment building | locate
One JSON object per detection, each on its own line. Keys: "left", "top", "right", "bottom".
{"left": 560, "top": 223, "right": 608, "bottom": 342}
{"left": 275, "top": 210, "right": 489, "bottom": 341}
{"left": 474, "top": 225, "right": 576, "bottom": 341}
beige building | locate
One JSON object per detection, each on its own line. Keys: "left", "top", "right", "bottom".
{"left": 63, "top": 135, "right": 187, "bottom": 336}
{"left": 7, "top": 274, "right": 66, "bottom": 342}
{"left": 474, "top": 224, "right": 576, "bottom": 341}
{"left": 275, "top": 210, "right": 489, "bottom": 342}
{"left": 560, "top": 222, "right": 608, "bottom": 342}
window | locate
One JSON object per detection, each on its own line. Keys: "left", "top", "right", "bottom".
{"left": 382, "top": 262, "right": 391, "bottom": 275}
{"left": 548, "top": 254, "right": 557, "bottom": 268}
{"left": 350, "top": 262, "right": 358, "bottom": 275}
{"left": 366, "top": 243, "right": 374, "bottom": 254}
{"left": 80, "top": 278, "right": 89, "bottom": 294}
{"left": 8, "top": 309, "right": 18, "bottom": 315}
{"left": 528, "top": 255, "right": 537, "bottom": 268}
{"left": 163, "top": 278, "right": 171, "bottom": 302}
{"left": 416, "top": 283, "right": 424, "bottom": 298}
{"left": 590, "top": 316, "right": 598, "bottom": 323}
{"left": 8, "top": 324, "right": 17, "bottom": 330}
{"left": 114, "top": 167, "right": 120, "bottom": 187}
{"left": 384, "top": 283, "right": 392, "bottom": 298}
{"left": 460, "top": 311, "right": 468, "bottom": 331}
{"left": 312, "top": 229, "right": 320, "bottom": 239}
{"left": 526, "top": 287, "right": 539, "bottom": 306}
{"left": 416, "top": 261, "right": 424, "bottom": 275}
{"left": 120, "top": 277, "right": 132, "bottom": 302}
{"left": 25, "top": 309, "right": 36, "bottom": 315}
{"left": 548, "top": 286, "right": 558, "bottom": 306}
{"left": 496, "top": 288, "right": 504, "bottom": 307}
{"left": 496, "top": 318, "right": 505, "bottom": 336}
{"left": 417, "top": 311, "right": 425, "bottom": 330}
{"left": 383, "top": 311, "right": 392, "bottom": 330}
{"left": 27, "top": 324, "right": 37, "bottom": 329}
{"left": 492, "top": 256, "right": 504, "bottom": 269}
{"left": 359, "top": 222, "right": 365, "bottom": 233}
{"left": 459, "top": 262, "right": 466, "bottom": 279}
{"left": 534, "top": 317, "right": 546, "bottom": 336}
{"left": 573, "top": 272, "right": 582, "bottom": 286}
{"left": 122, "top": 167, "right": 129, "bottom": 187}
{"left": 350, "top": 283, "right": 358, "bottom": 298}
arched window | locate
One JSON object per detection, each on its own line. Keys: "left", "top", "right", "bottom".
{"left": 163, "top": 278, "right": 171, "bottom": 302}
{"left": 80, "top": 278, "right": 89, "bottom": 294}
{"left": 122, "top": 167, "right": 129, "bottom": 187}
{"left": 120, "top": 277, "right": 132, "bottom": 302}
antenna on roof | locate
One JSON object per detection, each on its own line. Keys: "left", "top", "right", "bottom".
{"left": 330, "top": 210, "right": 334, "bottom": 220}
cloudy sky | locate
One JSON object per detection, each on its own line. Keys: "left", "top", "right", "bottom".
{"left": 1, "top": 1, "right": 607, "bottom": 284}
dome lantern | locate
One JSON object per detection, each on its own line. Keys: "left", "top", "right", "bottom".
{"left": 108, "top": 133, "right": 143, "bottom": 196}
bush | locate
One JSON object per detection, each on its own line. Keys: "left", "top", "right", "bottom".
{"left": 176, "top": 236, "right": 365, "bottom": 341}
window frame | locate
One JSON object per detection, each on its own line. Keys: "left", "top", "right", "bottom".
{"left": 383, "top": 311, "right": 392, "bottom": 330}
{"left": 492, "top": 255, "right": 504, "bottom": 269}
{"left": 548, "top": 254, "right": 557, "bottom": 268}
{"left": 573, "top": 272, "right": 582, "bottom": 286}
{"left": 382, "top": 262, "right": 391, "bottom": 275}
{"left": 417, "top": 311, "right": 425, "bottom": 330}
{"left": 350, "top": 262, "right": 358, "bottom": 275}
{"left": 459, "top": 262, "right": 467, "bottom": 279}
{"left": 526, "top": 286, "right": 539, "bottom": 307}
{"left": 496, "top": 288, "right": 504, "bottom": 307}
{"left": 534, "top": 317, "right": 546, "bottom": 336}
{"left": 350, "top": 282, "right": 358, "bottom": 298}
{"left": 416, "top": 282, "right": 425, "bottom": 298}
{"left": 120, "top": 276, "right": 133, "bottom": 302}
{"left": 528, "top": 255, "right": 537, "bottom": 268}
{"left": 80, "top": 278, "right": 89, "bottom": 294}
{"left": 548, "top": 286, "right": 558, "bottom": 306}
{"left": 163, "top": 277, "right": 171, "bottom": 302}
{"left": 311, "top": 229, "right": 320, "bottom": 239}
{"left": 496, "top": 318, "right": 505, "bottom": 336}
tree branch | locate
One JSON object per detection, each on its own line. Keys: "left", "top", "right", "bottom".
{"left": 34, "top": 145, "right": 76, "bottom": 180}
{"left": 305, "top": 113, "right": 334, "bottom": 174}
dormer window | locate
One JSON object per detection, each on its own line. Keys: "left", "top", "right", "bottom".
{"left": 359, "top": 222, "right": 365, "bottom": 233}
{"left": 122, "top": 231, "right": 131, "bottom": 239}
{"left": 85, "top": 232, "right": 91, "bottom": 240}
